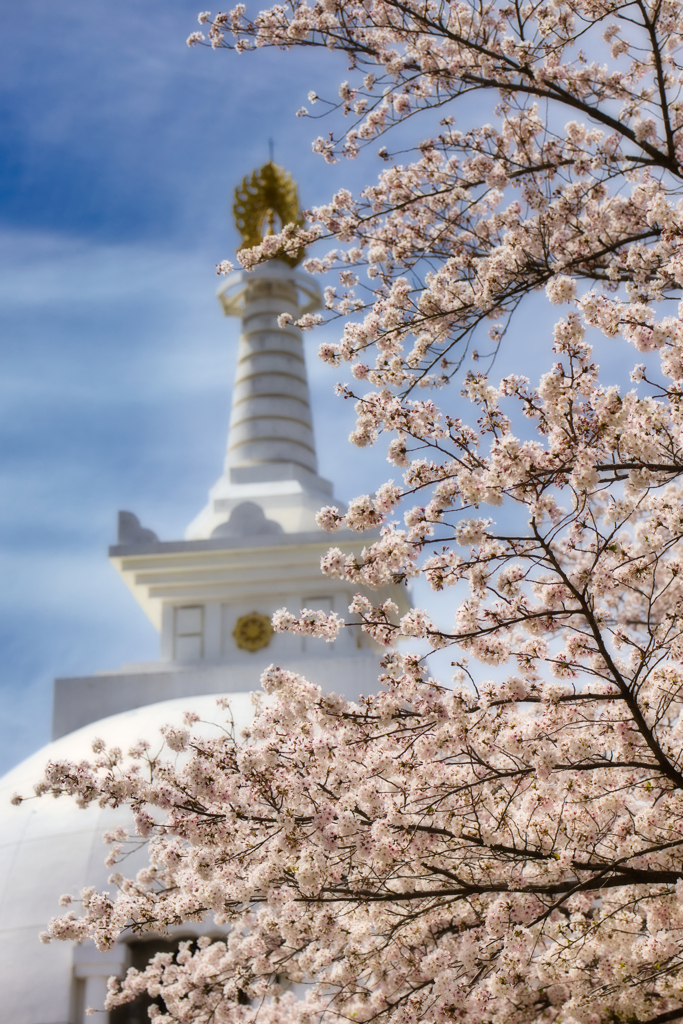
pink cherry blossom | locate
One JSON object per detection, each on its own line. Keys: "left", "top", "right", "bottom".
{"left": 27, "top": 3, "right": 683, "bottom": 1022}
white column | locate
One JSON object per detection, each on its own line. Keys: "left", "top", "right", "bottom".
{"left": 185, "top": 262, "right": 330, "bottom": 540}
{"left": 82, "top": 973, "right": 110, "bottom": 1023}
{"left": 160, "top": 602, "right": 174, "bottom": 661}
{"left": 203, "top": 601, "right": 222, "bottom": 661}
{"left": 74, "top": 941, "right": 130, "bottom": 1024}
{"left": 219, "top": 262, "right": 322, "bottom": 475}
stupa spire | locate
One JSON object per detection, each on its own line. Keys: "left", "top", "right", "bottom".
{"left": 53, "top": 159, "right": 409, "bottom": 736}
{"left": 185, "top": 162, "right": 333, "bottom": 540}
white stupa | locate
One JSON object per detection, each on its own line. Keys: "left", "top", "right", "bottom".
{"left": 0, "top": 163, "right": 408, "bottom": 1024}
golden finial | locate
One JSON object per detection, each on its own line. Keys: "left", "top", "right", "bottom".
{"left": 233, "top": 162, "right": 305, "bottom": 267}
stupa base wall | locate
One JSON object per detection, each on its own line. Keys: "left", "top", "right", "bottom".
{"left": 53, "top": 654, "right": 382, "bottom": 739}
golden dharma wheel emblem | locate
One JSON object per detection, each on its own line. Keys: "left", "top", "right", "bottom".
{"left": 233, "top": 161, "right": 305, "bottom": 267}
{"left": 233, "top": 611, "right": 273, "bottom": 652}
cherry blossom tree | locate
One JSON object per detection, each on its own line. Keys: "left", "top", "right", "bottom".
{"left": 22, "top": 2, "right": 683, "bottom": 1023}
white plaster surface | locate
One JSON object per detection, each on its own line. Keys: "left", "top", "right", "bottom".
{"left": 53, "top": 652, "right": 383, "bottom": 739}
{"left": 0, "top": 693, "right": 254, "bottom": 1024}
{"left": 186, "top": 261, "right": 335, "bottom": 540}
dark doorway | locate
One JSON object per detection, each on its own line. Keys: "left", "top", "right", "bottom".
{"left": 109, "top": 938, "right": 185, "bottom": 1024}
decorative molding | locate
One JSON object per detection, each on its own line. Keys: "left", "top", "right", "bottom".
{"left": 118, "top": 510, "right": 158, "bottom": 545}
{"left": 232, "top": 611, "right": 273, "bottom": 652}
{"left": 211, "top": 501, "right": 283, "bottom": 539}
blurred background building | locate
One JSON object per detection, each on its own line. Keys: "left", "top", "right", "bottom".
{"left": 0, "top": 165, "right": 407, "bottom": 1024}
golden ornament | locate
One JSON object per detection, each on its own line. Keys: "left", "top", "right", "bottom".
{"left": 232, "top": 611, "right": 273, "bottom": 652}
{"left": 233, "top": 161, "right": 305, "bottom": 266}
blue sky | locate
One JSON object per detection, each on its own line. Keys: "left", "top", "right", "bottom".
{"left": 0, "top": 0, "right": 398, "bottom": 772}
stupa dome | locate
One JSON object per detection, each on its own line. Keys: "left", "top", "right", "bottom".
{"left": 0, "top": 693, "right": 254, "bottom": 1024}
